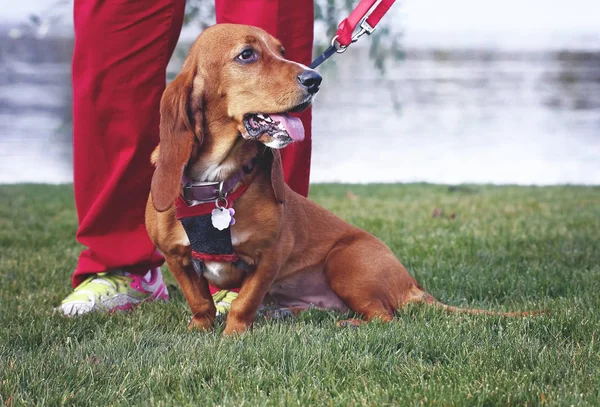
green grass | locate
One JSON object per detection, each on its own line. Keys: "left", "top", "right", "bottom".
{"left": 1, "top": 183, "right": 599, "bottom": 406}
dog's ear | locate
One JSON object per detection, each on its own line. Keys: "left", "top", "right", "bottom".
{"left": 151, "top": 63, "right": 200, "bottom": 212}
{"left": 270, "top": 149, "right": 286, "bottom": 204}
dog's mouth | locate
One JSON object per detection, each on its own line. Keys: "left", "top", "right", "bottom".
{"left": 288, "top": 98, "right": 312, "bottom": 113}
{"left": 243, "top": 113, "right": 304, "bottom": 143}
{"left": 242, "top": 100, "right": 312, "bottom": 145}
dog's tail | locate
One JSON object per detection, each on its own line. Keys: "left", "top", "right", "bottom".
{"left": 413, "top": 288, "right": 545, "bottom": 317}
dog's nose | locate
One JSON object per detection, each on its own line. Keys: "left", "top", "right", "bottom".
{"left": 297, "top": 70, "right": 322, "bottom": 95}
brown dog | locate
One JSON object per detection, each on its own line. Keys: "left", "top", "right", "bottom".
{"left": 146, "top": 24, "right": 529, "bottom": 335}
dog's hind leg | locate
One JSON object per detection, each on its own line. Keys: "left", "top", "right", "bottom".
{"left": 324, "top": 237, "right": 418, "bottom": 325}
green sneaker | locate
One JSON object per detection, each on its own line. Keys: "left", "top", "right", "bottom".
{"left": 58, "top": 268, "right": 169, "bottom": 316}
{"left": 212, "top": 290, "right": 239, "bottom": 316}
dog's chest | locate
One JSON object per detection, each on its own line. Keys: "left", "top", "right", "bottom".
{"left": 202, "top": 261, "right": 242, "bottom": 287}
{"left": 231, "top": 227, "right": 252, "bottom": 247}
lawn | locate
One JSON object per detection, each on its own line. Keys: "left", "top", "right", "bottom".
{"left": 1, "top": 183, "right": 599, "bottom": 406}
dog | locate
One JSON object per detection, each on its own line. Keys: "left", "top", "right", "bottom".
{"left": 146, "top": 24, "right": 532, "bottom": 335}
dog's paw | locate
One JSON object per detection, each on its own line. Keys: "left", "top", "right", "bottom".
{"left": 188, "top": 315, "right": 215, "bottom": 331}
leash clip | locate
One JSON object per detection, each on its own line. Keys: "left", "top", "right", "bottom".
{"left": 309, "top": 0, "right": 395, "bottom": 68}
{"left": 331, "top": 11, "right": 377, "bottom": 53}
{"left": 353, "top": 18, "right": 376, "bottom": 43}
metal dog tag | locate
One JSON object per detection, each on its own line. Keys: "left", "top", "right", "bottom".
{"left": 211, "top": 207, "right": 236, "bottom": 230}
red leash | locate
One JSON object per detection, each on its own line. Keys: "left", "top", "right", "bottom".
{"left": 310, "top": 0, "right": 397, "bottom": 69}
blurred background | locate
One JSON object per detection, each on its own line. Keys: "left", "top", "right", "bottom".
{"left": 1, "top": 0, "right": 599, "bottom": 185}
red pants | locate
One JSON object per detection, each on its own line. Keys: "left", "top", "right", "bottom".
{"left": 72, "top": 0, "right": 314, "bottom": 287}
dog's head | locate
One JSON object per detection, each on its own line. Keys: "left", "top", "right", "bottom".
{"left": 151, "top": 24, "right": 321, "bottom": 212}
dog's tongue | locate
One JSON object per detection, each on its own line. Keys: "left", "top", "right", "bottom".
{"left": 271, "top": 114, "right": 305, "bottom": 142}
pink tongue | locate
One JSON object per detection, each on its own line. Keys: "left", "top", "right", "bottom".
{"left": 270, "top": 114, "right": 305, "bottom": 142}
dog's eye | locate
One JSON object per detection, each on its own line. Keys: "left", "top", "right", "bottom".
{"left": 237, "top": 48, "right": 257, "bottom": 63}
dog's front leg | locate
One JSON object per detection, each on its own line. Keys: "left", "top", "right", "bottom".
{"left": 223, "top": 251, "right": 280, "bottom": 336}
{"left": 164, "top": 255, "right": 216, "bottom": 331}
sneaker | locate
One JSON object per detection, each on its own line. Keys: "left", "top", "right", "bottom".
{"left": 212, "top": 289, "right": 238, "bottom": 316}
{"left": 58, "top": 268, "right": 169, "bottom": 316}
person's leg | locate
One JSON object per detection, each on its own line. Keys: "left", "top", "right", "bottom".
{"left": 215, "top": 0, "right": 314, "bottom": 197}
{"left": 71, "top": 0, "right": 186, "bottom": 287}
{"left": 61, "top": 0, "right": 186, "bottom": 315}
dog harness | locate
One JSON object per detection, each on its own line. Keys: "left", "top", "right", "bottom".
{"left": 175, "top": 160, "right": 255, "bottom": 265}
{"left": 175, "top": 150, "right": 286, "bottom": 276}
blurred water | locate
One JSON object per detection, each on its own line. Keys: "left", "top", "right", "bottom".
{"left": 312, "top": 48, "right": 600, "bottom": 184}
{"left": 1, "top": 37, "right": 599, "bottom": 185}
{"left": 0, "top": 37, "right": 72, "bottom": 183}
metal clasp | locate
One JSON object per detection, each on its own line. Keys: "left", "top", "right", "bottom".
{"left": 331, "top": 1, "right": 380, "bottom": 53}
{"left": 352, "top": 18, "right": 376, "bottom": 43}
{"left": 215, "top": 181, "right": 228, "bottom": 209}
